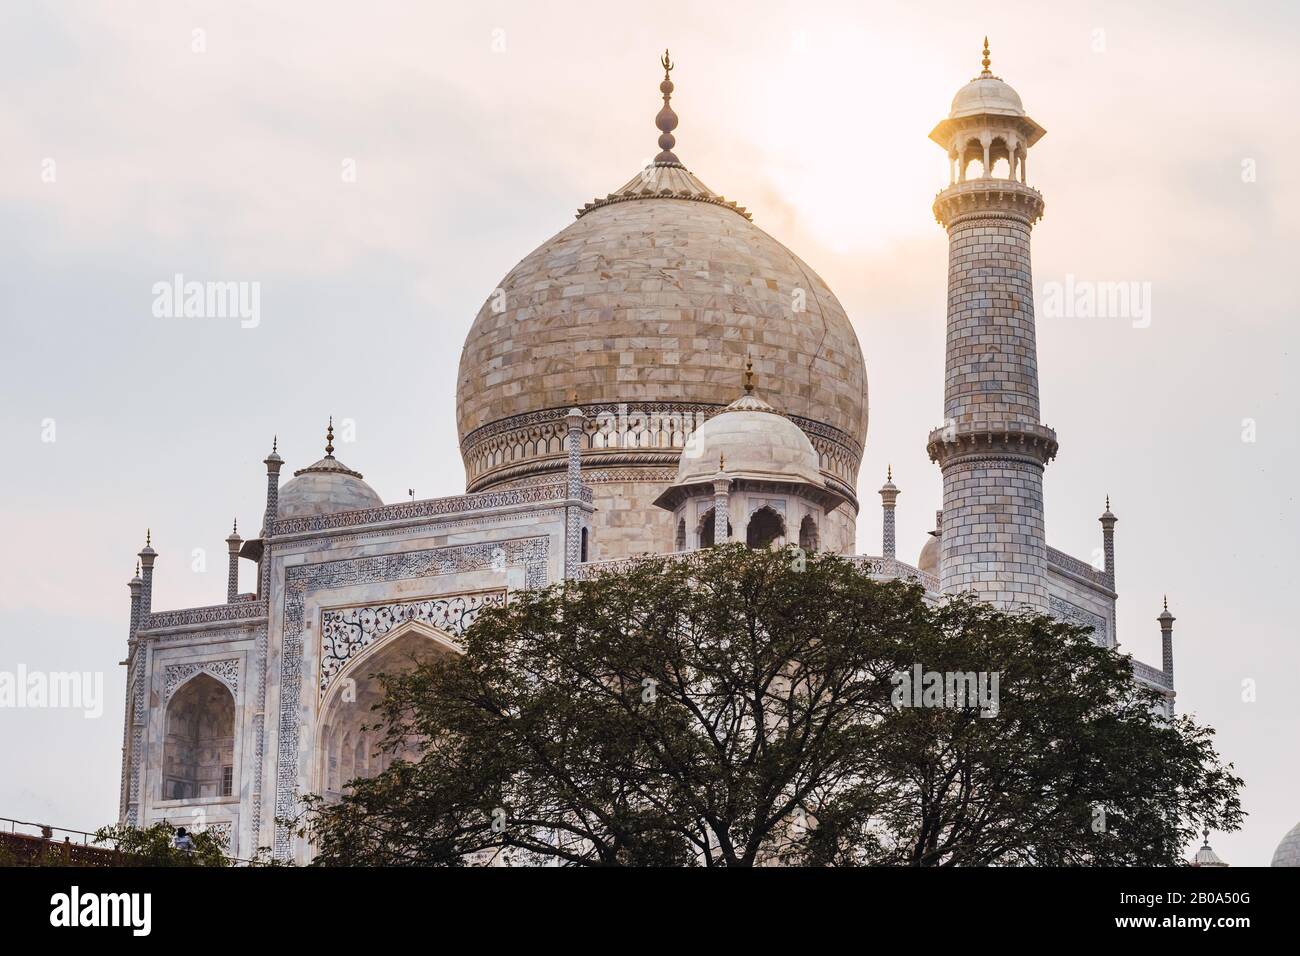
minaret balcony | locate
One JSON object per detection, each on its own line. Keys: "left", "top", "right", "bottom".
{"left": 926, "top": 419, "right": 1059, "bottom": 468}
{"left": 933, "top": 178, "right": 1045, "bottom": 228}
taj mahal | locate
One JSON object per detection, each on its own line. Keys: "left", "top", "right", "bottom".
{"left": 116, "top": 43, "right": 1203, "bottom": 864}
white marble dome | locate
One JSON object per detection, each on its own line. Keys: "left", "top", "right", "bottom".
{"left": 950, "top": 76, "right": 1025, "bottom": 119}
{"left": 454, "top": 163, "right": 868, "bottom": 494}
{"left": 277, "top": 454, "right": 382, "bottom": 519}
{"left": 676, "top": 391, "right": 824, "bottom": 488}
{"left": 1272, "top": 821, "right": 1300, "bottom": 866}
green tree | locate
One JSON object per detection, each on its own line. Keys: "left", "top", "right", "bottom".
{"left": 94, "top": 822, "right": 230, "bottom": 867}
{"left": 301, "top": 546, "right": 1242, "bottom": 866}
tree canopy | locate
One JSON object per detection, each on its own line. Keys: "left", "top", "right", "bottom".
{"left": 301, "top": 546, "right": 1242, "bottom": 866}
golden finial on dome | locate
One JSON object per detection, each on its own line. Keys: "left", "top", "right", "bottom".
{"left": 655, "top": 49, "right": 680, "bottom": 165}
{"left": 743, "top": 356, "right": 754, "bottom": 394}
{"left": 981, "top": 36, "right": 991, "bottom": 75}
{"left": 719, "top": 453, "right": 725, "bottom": 471}
{"left": 325, "top": 417, "right": 335, "bottom": 457}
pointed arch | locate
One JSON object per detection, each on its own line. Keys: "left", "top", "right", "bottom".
{"left": 746, "top": 506, "right": 786, "bottom": 550}
{"left": 799, "top": 514, "right": 819, "bottom": 552}
{"left": 315, "top": 620, "right": 461, "bottom": 800}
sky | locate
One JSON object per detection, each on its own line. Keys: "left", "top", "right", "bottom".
{"left": 0, "top": 0, "right": 1296, "bottom": 865}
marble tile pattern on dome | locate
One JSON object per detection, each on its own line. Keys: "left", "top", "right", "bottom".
{"left": 116, "top": 44, "right": 1181, "bottom": 863}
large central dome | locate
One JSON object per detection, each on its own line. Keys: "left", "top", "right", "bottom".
{"left": 456, "top": 55, "right": 868, "bottom": 559}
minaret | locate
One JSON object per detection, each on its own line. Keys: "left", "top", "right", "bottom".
{"left": 712, "top": 456, "right": 731, "bottom": 545}
{"left": 1099, "top": 496, "right": 1117, "bottom": 582}
{"left": 878, "top": 467, "right": 899, "bottom": 560}
{"left": 926, "top": 39, "right": 1057, "bottom": 610}
{"left": 1159, "top": 596, "right": 1176, "bottom": 682}
{"left": 127, "top": 562, "right": 143, "bottom": 636}
{"left": 260, "top": 437, "right": 283, "bottom": 598}
{"left": 119, "top": 562, "right": 143, "bottom": 822}
{"left": 564, "top": 405, "right": 586, "bottom": 577}
{"left": 137, "top": 530, "right": 157, "bottom": 615}
{"left": 225, "top": 519, "right": 242, "bottom": 602}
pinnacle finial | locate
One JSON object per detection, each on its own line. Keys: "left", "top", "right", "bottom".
{"left": 887, "top": 464, "right": 893, "bottom": 481}
{"left": 743, "top": 356, "right": 754, "bottom": 394}
{"left": 146, "top": 528, "right": 151, "bottom": 547}
{"left": 325, "top": 417, "right": 335, "bottom": 457}
{"left": 1163, "top": 594, "right": 1169, "bottom": 612}
{"left": 719, "top": 453, "right": 725, "bottom": 472}
{"left": 232, "top": 518, "right": 238, "bottom": 534}
{"left": 1106, "top": 494, "right": 1110, "bottom": 510}
{"left": 654, "top": 49, "right": 680, "bottom": 165}
{"left": 272, "top": 435, "right": 278, "bottom": 453}
{"left": 135, "top": 560, "right": 140, "bottom": 576}
{"left": 981, "top": 36, "right": 991, "bottom": 75}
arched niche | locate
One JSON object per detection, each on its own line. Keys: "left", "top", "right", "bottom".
{"left": 162, "top": 672, "right": 235, "bottom": 801}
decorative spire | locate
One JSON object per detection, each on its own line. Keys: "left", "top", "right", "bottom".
{"left": 1164, "top": 594, "right": 1168, "bottom": 612}
{"left": 743, "top": 356, "right": 754, "bottom": 394}
{"left": 325, "top": 417, "right": 335, "bottom": 458}
{"left": 232, "top": 518, "right": 238, "bottom": 534}
{"left": 146, "top": 528, "right": 151, "bottom": 547}
{"left": 980, "top": 36, "right": 992, "bottom": 76}
{"left": 887, "top": 464, "right": 893, "bottom": 481}
{"left": 272, "top": 435, "right": 278, "bottom": 453}
{"left": 654, "top": 49, "right": 680, "bottom": 165}
{"left": 719, "top": 453, "right": 726, "bottom": 472}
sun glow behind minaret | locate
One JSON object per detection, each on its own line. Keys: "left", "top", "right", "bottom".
{"left": 743, "top": 27, "right": 956, "bottom": 252}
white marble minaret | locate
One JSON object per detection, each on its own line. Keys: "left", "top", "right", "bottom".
{"left": 926, "top": 40, "right": 1058, "bottom": 610}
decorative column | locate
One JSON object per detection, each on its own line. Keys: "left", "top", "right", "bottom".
{"left": 137, "top": 531, "right": 157, "bottom": 615}
{"left": 712, "top": 456, "right": 731, "bottom": 545}
{"left": 226, "top": 520, "right": 242, "bottom": 602}
{"left": 878, "top": 466, "right": 899, "bottom": 560}
{"left": 260, "top": 438, "right": 283, "bottom": 598}
{"left": 564, "top": 406, "right": 586, "bottom": 578}
{"left": 926, "top": 40, "right": 1056, "bottom": 611}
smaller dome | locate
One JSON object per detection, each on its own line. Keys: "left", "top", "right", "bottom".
{"left": 917, "top": 510, "right": 943, "bottom": 575}
{"left": 1272, "top": 822, "right": 1300, "bottom": 867}
{"left": 277, "top": 454, "right": 383, "bottom": 519}
{"left": 1192, "top": 836, "right": 1228, "bottom": 868}
{"left": 950, "top": 76, "right": 1024, "bottom": 119}
{"left": 676, "top": 392, "right": 823, "bottom": 488}
{"left": 918, "top": 533, "right": 940, "bottom": 575}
